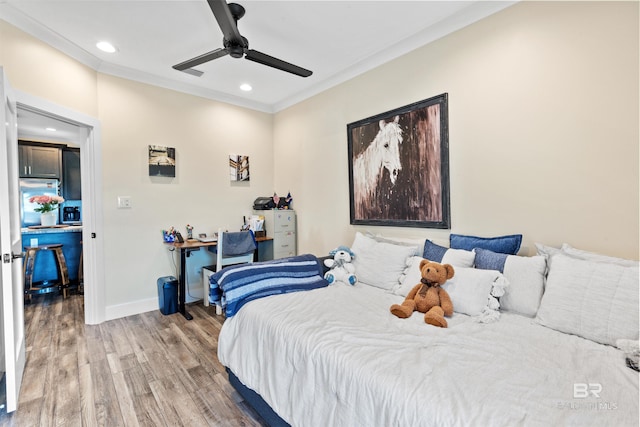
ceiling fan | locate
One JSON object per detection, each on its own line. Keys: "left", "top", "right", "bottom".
{"left": 173, "top": 0, "right": 312, "bottom": 77}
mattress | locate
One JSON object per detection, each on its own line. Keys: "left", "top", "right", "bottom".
{"left": 217, "top": 282, "right": 639, "bottom": 427}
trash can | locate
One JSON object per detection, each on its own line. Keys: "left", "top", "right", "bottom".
{"left": 157, "top": 276, "right": 178, "bottom": 315}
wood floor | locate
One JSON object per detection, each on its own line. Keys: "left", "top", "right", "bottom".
{"left": 0, "top": 293, "right": 266, "bottom": 427}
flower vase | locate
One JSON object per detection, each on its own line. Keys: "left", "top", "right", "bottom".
{"left": 40, "top": 210, "right": 57, "bottom": 227}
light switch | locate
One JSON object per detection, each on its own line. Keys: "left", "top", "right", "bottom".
{"left": 117, "top": 196, "right": 132, "bottom": 209}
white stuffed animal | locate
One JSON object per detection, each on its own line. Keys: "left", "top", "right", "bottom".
{"left": 324, "top": 246, "right": 357, "bottom": 285}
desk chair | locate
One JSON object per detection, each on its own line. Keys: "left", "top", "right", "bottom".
{"left": 204, "top": 228, "right": 257, "bottom": 307}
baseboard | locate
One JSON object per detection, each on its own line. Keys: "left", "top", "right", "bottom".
{"left": 105, "top": 297, "right": 159, "bottom": 321}
{"left": 105, "top": 294, "right": 204, "bottom": 321}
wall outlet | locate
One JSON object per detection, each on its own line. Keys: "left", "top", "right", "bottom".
{"left": 117, "top": 196, "right": 132, "bottom": 209}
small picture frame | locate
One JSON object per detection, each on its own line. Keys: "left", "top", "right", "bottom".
{"left": 149, "top": 145, "right": 176, "bottom": 177}
{"left": 229, "top": 154, "right": 250, "bottom": 181}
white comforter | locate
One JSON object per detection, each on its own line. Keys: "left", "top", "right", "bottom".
{"left": 218, "top": 282, "right": 639, "bottom": 427}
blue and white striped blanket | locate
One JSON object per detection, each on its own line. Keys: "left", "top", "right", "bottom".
{"left": 209, "top": 254, "right": 328, "bottom": 317}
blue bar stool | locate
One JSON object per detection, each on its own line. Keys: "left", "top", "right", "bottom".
{"left": 23, "top": 244, "right": 70, "bottom": 301}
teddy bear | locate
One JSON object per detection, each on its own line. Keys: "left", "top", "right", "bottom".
{"left": 324, "top": 246, "right": 357, "bottom": 285}
{"left": 390, "top": 259, "right": 455, "bottom": 327}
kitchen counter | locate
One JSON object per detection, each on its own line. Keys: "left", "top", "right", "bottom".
{"left": 21, "top": 225, "right": 83, "bottom": 234}
{"left": 21, "top": 225, "right": 83, "bottom": 283}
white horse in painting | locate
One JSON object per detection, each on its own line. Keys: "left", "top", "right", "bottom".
{"left": 353, "top": 115, "right": 403, "bottom": 217}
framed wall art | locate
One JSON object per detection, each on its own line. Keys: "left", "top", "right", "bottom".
{"left": 347, "top": 93, "right": 450, "bottom": 228}
{"left": 148, "top": 145, "right": 176, "bottom": 177}
{"left": 229, "top": 154, "right": 250, "bottom": 181}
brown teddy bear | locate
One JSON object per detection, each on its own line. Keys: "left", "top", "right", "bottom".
{"left": 390, "top": 259, "right": 455, "bottom": 327}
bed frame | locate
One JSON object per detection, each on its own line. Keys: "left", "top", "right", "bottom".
{"left": 227, "top": 368, "right": 289, "bottom": 427}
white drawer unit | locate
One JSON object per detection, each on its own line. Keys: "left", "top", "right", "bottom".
{"left": 274, "top": 230, "right": 296, "bottom": 258}
{"left": 255, "top": 209, "right": 297, "bottom": 259}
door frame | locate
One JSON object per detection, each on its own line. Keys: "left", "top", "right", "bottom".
{"left": 15, "top": 91, "right": 105, "bottom": 324}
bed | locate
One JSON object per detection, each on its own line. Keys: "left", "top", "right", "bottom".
{"left": 212, "top": 233, "right": 639, "bottom": 427}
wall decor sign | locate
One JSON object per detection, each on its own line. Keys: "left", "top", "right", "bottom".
{"left": 347, "top": 93, "right": 450, "bottom": 228}
{"left": 148, "top": 145, "right": 176, "bottom": 177}
{"left": 229, "top": 154, "right": 250, "bottom": 181}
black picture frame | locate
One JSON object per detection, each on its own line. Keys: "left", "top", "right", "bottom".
{"left": 347, "top": 93, "right": 450, "bottom": 229}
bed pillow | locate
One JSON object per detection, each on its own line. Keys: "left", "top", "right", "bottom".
{"left": 535, "top": 242, "right": 561, "bottom": 258}
{"left": 561, "top": 243, "right": 639, "bottom": 267}
{"left": 423, "top": 240, "right": 475, "bottom": 267}
{"left": 474, "top": 248, "right": 546, "bottom": 317}
{"left": 351, "top": 232, "right": 416, "bottom": 290}
{"left": 395, "top": 256, "right": 425, "bottom": 297}
{"left": 441, "top": 268, "right": 507, "bottom": 318}
{"left": 535, "top": 253, "right": 639, "bottom": 346}
{"left": 450, "top": 233, "right": 522, "bottom": 255}
{"left": 396, "top": 257, "right": 507, "bottom": 320}
{"left": 370, "top": 233, "right": 424, "bottom": 257}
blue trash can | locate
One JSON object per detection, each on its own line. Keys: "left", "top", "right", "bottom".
{"left": 157, "top": 276, "right": 178, "bottom": 315}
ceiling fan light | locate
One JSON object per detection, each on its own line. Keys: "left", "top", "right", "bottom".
{"left": 96, "top": 41, "right": 117, "bottom": 53}
{"left": 240, "top": 83, "right": 253, "bottom": 92}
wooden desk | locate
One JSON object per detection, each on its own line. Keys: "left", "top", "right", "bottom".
{"left": 166, "top": 236, "right": 273, "bottom": 320}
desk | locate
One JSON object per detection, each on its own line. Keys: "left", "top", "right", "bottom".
{"left": 166, "top": 236, "right": 273, "bottom": 320}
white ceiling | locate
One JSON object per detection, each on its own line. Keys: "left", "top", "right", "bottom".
{"left": 2, "top": 0, "right": 514, "bottom": 114}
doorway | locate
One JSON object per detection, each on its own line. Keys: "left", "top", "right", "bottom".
{"left": 17, "top": 107, "right": 84, "bottom": 305}
{"left": 14, "top": 91, "right": 105, "bottom": 325}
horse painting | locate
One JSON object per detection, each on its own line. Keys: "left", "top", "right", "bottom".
{"left": 348, "top": 93, "right": 450, "bottom": 228}
{"left": 352, "top": 115, "right": 403, "bottom": 218}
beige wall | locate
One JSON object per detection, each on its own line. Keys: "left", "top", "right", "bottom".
{"left": 1, "top": 0, "right": 638, "bottom": 317}
{"left": 274, "top": 1, "right": 639, "bottom": 260}
{"left": 98, "top": 74, "right": 273, "bottom": 306}
{"left": 1, "top": 20, "right": 274, "bottom": 310}
{"left": 0, "top": 21, "right": 98, "bottom": 116}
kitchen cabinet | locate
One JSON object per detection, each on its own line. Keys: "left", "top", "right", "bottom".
{"left": 62, "top": 147, "right": 81, "bottom": 200}
{"left": 18, "top": 142, "right": 62, "bottom": 179}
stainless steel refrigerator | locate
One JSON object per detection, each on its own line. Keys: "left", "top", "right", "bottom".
{"left": 19, "top": 178, "right": 60, "bottom": 227}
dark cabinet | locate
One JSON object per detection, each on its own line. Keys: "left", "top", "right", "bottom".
{"left": 62, "top": 148, "right": 82, "bottom": 200}
{"left": 18, "top": 143, "right": 62, "bottom": 179}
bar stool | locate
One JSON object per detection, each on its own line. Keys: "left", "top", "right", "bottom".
{"left": 23, "top": 244, "right": 70, "bottom": 301}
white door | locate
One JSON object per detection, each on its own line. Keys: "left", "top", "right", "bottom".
{"left": 0, "top": 68, "right": 26, "bottom": 412}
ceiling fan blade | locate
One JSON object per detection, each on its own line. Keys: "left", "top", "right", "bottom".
{"left": 245, "top": 49, "right": 313, "bottom": 78}
{"left": 173, "top": 48, "right": 229, "bottom": 71}
{"left": 207, "top": 0, "right": 244, "bottom": 45}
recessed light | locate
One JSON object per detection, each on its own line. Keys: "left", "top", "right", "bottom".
{"left": 96, "top": 41, "right": 117, "bottom": 53}
{"left": 240, "top": 83, "right": 252, "bottom": 92}
{"left": 45, "top": 127, "right": 56, "bottom": 132}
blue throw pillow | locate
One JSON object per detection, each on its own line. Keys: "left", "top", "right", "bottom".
{"left": 423, "top": 240, "right": 448, "bottom": 262}
{"left": 474, "top": 248, "right": 508, "bottom": 272}
{"left": 450, "top": 233, "right": 522, "bottom": 255}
